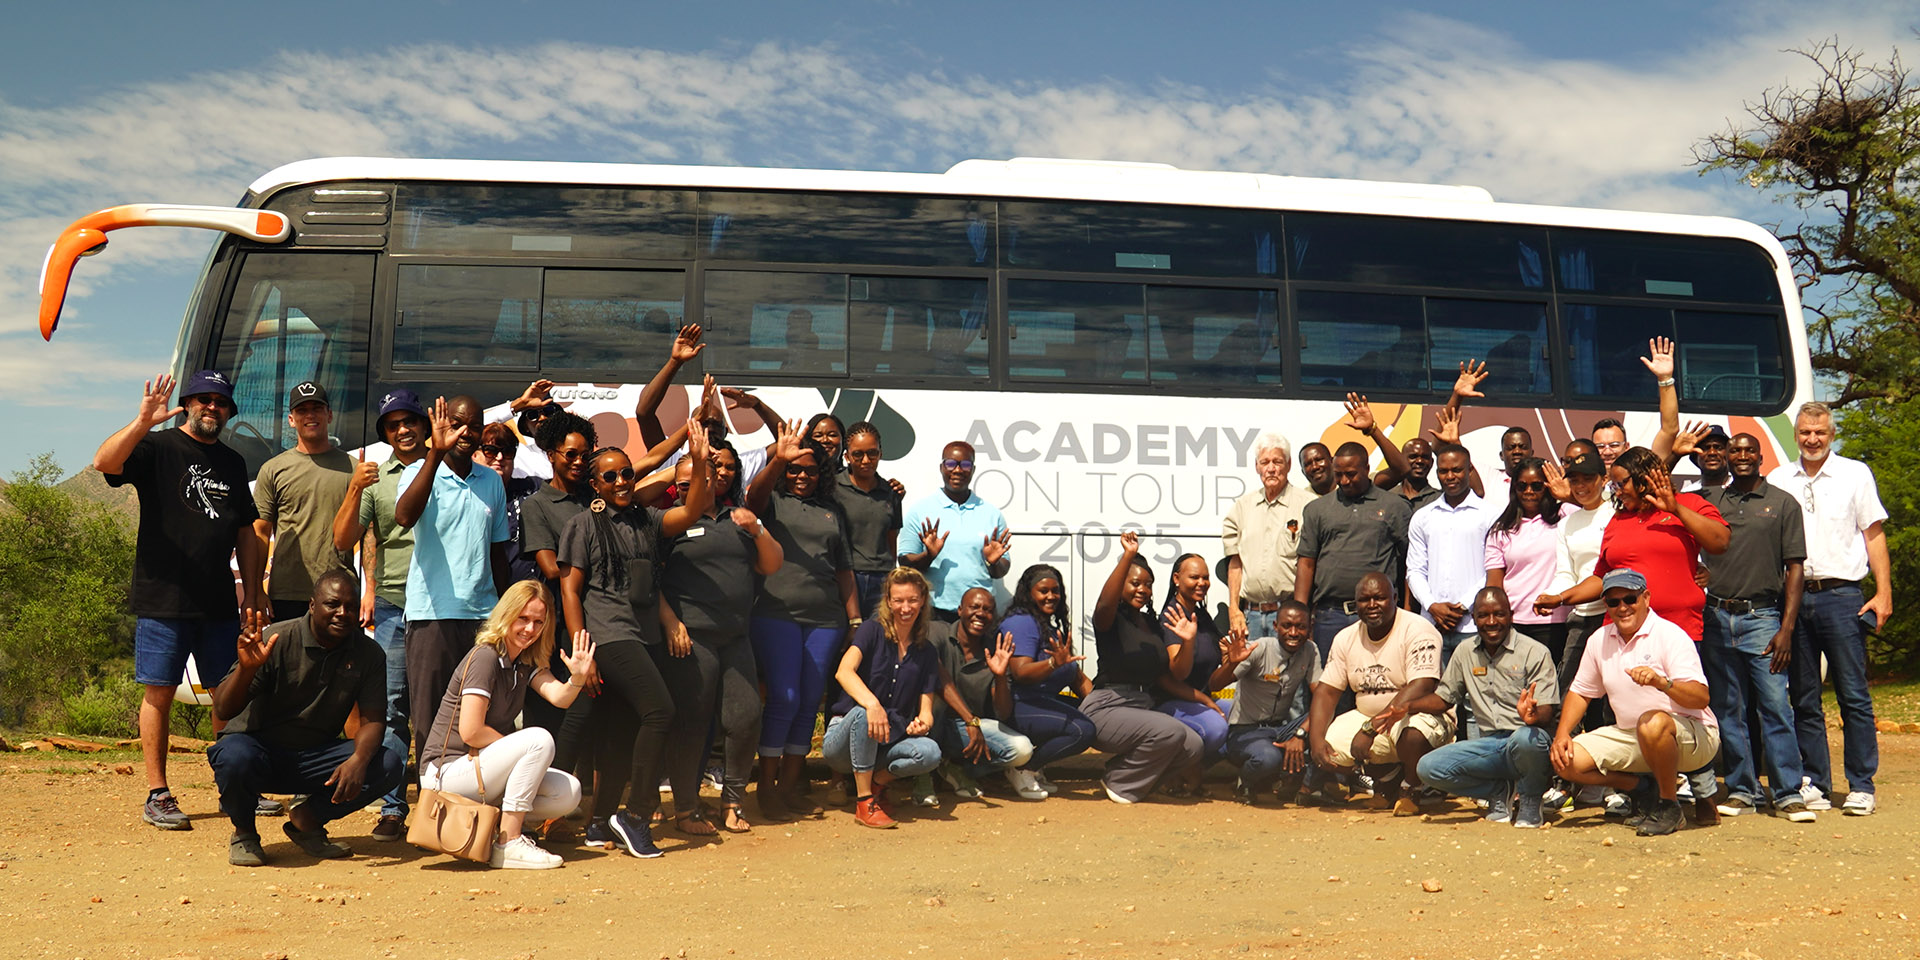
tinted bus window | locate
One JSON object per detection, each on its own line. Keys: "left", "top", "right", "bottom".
{"left": 699, "top": 193, "right": 992, "bottom": 268}
{"left": 1006, "top": 280, "right": 1146, "bottom": 382}
{"left": 542, "top": 269, "right": 686, "bottom": 371}
{"left": 1146, "top": 286, "right": 1282, "bottom": 387}
{"left": 1000, "top": 202, "right": 1278, "bottom": 277}
{"left": 702, "top": 271, "right": 849, "bottom": 376}
{"left": 1296, "top": 290, "right": 1427, "bottom": 391}
{"left": 1674, "top": 310, "right": 1788, "bottom": 404}
{"left": 1425, "top": 299, "right": 1551, "bottom": 396}
{"left": 1288, "top": 215, "right": 1548, "bottom": 291}
{"left": 1552, "top": 230, "right": 1779, "bottom": 304}
{"left": 395, "top": 185, "right": 695, "bottom": 260}
{"left": 847, "top": 276, "right": 989, "bottom": 380}
{"left": 393, "top": 264, "right": 541, "bottom": 368}
{"left": 1563, "top": 303, "right": 1670, "bottom": 402}
{"left": 211, "top": 253, "right": 374, "bottom": 473}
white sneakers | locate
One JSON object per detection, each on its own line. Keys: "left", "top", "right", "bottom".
{"left": 491, "top": 835, "right": 562, "bottom": 870}
{"left": 1800, "top": 777, "right": 1834, "bottom": 811}
{"left": 1005, "top": 767, "right": 1048, "bottom": 800}
{"left": 1841, "top": 791, "right": 1876, "bottom": 816}
{"left": 1032, "top": 770, "right": 1061, "bottom": 796}
{"left": 1101, "top": 780, "right": 1134, "bottom": 805}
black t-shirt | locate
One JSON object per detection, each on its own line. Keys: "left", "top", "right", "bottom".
{"left": 754, "top": 491, "right": 853, "bottom": 627}
{"left": 217, "top": 615, "right": 385, "bottom": 750}
{"left": 663, "top": 511, "right": 759, "bottom": 640}
{"left": 831, "top": 473, "right": 903, "bottom": 573}
{"left": 559, "top": 504, "right": 666, "bottom": 645}
{"left": 1094, "top": 607, "right": 1170, "bottom": 688}
{"left": 519, "top": 482, "right": 590, "bottom": 623}
{"left": 105, "top": 429, "right": 259, "bottom": 619}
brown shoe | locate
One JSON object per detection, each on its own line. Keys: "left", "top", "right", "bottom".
{"left": 1691, "top": 798, "right": 1720, "bottom": 826}
{"left": 854, "top": 796, "right": 897, "bottom": 829}
{"left": 371, "top": 814, "right": 406, "bottom": 842}
{"left": 1392, "top": 796, "right": 1422, "bottom": 817}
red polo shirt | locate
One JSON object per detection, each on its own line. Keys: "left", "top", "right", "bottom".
{"left": 1593, "top": 493, "right": 1726, "bottom": 641}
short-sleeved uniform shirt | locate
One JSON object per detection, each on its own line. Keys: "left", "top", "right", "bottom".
{"left": 1229, "top": 637, "right": 1320, "bottom": 727}
{"left": 419, "top": 645, "right": 538, "bottom": 769}
{"left": 1159, "top": 600, "right": 1222, "bottom": 693}
{"left": 253, "top": 446, "right": 355, "bottom": 603}
{"left": 932, "top": 623, "right": 999, "bottom": 720}
{"left": 1593, "top": 494, "right": 1725, "bottom": 641}
{"left": 1570, "top": 609, "right": 1716, "bottom": 732}
{"left": 897, "top": 491, "right": 1008, "bottom": 610}
{"left": 663, "top": 511, "right": 758, "bottom": 640}
{"left": 559, "top": 505, "right": 667, "bottom": 646}
{"left": 518, "top": 483, "right": 592, "bottom": 615}
{"left": 1220, "top": 483, "right": 1314, "bottom": 603}
{"left": 216, "top": 615, "right": 385, "bottom": 750}
{"left": 1435, "top": 630, "right": 1561, "bottom": 735}
{"left": 756, "top": 491, "right": 853, "bottom": 627}
{"left": 1095, "top": 608, "right": 1170, "bottom": 688}
{"left": 833, "top": 473, "right": 904, "bottom": 575}
{"left": 357, "top": 456, "right": 418, "bottom": 608}
{"left": 1297, "top": 484, "right": 1412, "bottom": 606}
{"left": 1318, "top": 610, "right": 1444, "bottom": 716}
{"left": 105, "top": 429, "right": 259, "bottom": 619}
{"left": 1698, "top": 479, "right": 1807, "bottom": 602}
{"left": 830, "top": 620, "right": 942, "bottom": 739}
{"left": 1003, "top": 610, "right": 1081, "bottom": 698}
{"left": 1767, "top": 454, "right": 1886, "bottom": 582}
{"left": 401, "top": 459, "right": 511, "bottom": 621}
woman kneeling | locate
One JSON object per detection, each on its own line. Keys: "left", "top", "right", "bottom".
{"left": 419, "top": 581, "right": 596, "bottom": 869}
{"left": 824, "top": 568, "right": 945, "bottom": 828}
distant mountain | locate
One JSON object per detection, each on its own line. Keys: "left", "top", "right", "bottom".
{"left": 56, "top": 469, "right": 140, "bottom": 524}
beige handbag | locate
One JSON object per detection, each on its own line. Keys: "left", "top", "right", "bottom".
{"left": 406, "top": 660, "right": 502, "bottom": 862}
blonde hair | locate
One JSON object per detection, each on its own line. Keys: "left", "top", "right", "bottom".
{"left": 475, "top": 580, "right": 558, "bottom": 668}
{"left": 874, "top": 567, "right": 932, "bottom": 648}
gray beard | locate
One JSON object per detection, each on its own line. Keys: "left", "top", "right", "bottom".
{"left": 184, "top": 415, "right": 224, "bottom": 441}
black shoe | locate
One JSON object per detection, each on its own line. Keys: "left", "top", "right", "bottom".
{"left": 1636, "top": 797, "right": 1684, "bottom": 836}
{"left": 282, "top": 821, "right": 351, "bottom": 859}
{"left": 583, "top": 818, "right": 615, "bottom": 848}
{"left": 1624, "top": 776, "right": 1660, "bottom": 828}
{"left": 609, "top": 811, "right": 664, "bottom": 859}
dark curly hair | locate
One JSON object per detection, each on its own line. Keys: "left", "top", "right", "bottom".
{"left": 533, "top": 410, "right": 596, "bottom": 455}
{"left": 1611, "top": 446, "right": 1668, "bottom": 513}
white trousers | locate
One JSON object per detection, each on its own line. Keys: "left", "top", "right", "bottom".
{"left": 423, "top": 727, "right": 580, "bottom": 817}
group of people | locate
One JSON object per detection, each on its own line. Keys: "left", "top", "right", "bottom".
{"left": 99, "top": 327, "right": 1891, "bottom": 871}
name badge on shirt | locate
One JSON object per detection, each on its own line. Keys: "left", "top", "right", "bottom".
{"left": 1472, "top": 667, "right": 1488, "bottom": 676}
{"left": 1262, "top": 672, "right": 1281, "bottom": 682}
{"left": 685, "top": 526, "right": 707, "bottom": 538}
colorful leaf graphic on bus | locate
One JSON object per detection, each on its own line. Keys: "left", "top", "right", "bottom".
{"left": 815, "top": 388, "right": 916, "bottom": 462}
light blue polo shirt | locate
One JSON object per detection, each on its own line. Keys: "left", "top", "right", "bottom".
{"left": 896, "top": 490, "right": 1008, "bottom": 610}
{"left": 401, "top": 459, "right": 510, "bottom": 621}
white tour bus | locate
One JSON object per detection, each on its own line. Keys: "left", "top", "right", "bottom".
{"left": 40, "top": 156, "right": 1812, "bottom": 670}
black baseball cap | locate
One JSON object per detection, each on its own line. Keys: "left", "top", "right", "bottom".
{"left": 289, "top": 381, "right": 330, "bottom": 409}
{"left": 1565, "top": 451, "right": 1605, "bottom": 476}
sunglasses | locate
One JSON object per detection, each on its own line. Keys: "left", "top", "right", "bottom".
{"left": 846, "top": 449, "right": 881, "bottom": 460}
{"left": 1513, "top": 481, "right": 1546, "bottom": 492}
{"left": 941, "top": 459, "right": 975, "bottom": 470}
{"left": 1603, "top": 593, "right": 1642, "bottom": 608}
{"left": 598, "top": 466, "right": 636, "bottom": 484}
{"left": 479, "top": 444, "right": 514, "bottom": 457}
{"left": 785, "top": 464, "right": 821, "bottom": 477}
{"left": 185, "top": 394, "right": 234, "bottom": 410}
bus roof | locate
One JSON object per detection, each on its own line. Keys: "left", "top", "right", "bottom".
{"left": 246, "top": 156, "right": 1784, "bottom": 255}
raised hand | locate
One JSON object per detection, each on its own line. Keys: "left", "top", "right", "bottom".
{"left": 719, "top": 386, "right": 756, "bottom": 411}
{"left": 1516, "top": 682, "right": 1539, "bottom": 726}
{"left": 562, "top": 630, "right": 597, "bottom": 679}
{"left": 1640, "top": 336, "right": 1676, "bottom": 381}
{"left": 428, "top": 396, "right": 462, "bottom": 453}
{"left": 138, "top": 374, "right": 183, "bottom": 428}
{"left": 730, "top": 507, "right": 764, "bottom": 536}
{"left": 1643, "top": 468, "right": 1680, "bottom": 514}
{"left": 985, "top": 631, "right": 1016, "bottom": 677}
{"left": 1044, "top": 634, "right": 1086, "bottom": 672}
{"left": 1161, "top": 601, "right": 1198, "bottom": 643}
{"left": 1671, "top": 419, "right": 1713, "bottom": 459}
{"left": 510, "top": 379, "right": 556, "bottom": 411}
{"left": 982, "top": 526, "right": 1013, "bottom": 566}
{"left": 1118, "top": 530, "right": 1141, "bottom": 557}
{"left": 1343, "top": 392, "right": 1376, "bottom": 433}
{"left": 1451, "top": 359, "right": 1489, "bottom": 400}
{"left": 1220, "top": 631, "right": 1251, "bottom": 666}
{"left": 671, "top": 323, "right": 706, "bottom": 363}
{"left": 1427, "top": 405, "right": 1461, "bottom": 445}
{"left": 697, "top": 374, "right": 720, "bottom": 420}
{"left": 1541, "top": 457, "right": 1572, "bottom": 501}
{"left": 235, "top": 607, "right": 279, "bottom": 670}
{"left": 917, "top": 518, "right": 949, "bottom": 558}
{"left": 348, "top": 457, "right": 380, "bottom": 492}
{"left": 770, "top": 418, "right": 805, "bottom": 462}
{"left": 686, "top": 418, "right": 710, "bottom": 463}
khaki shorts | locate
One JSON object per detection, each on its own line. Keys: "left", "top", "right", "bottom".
{"left": 1323, "top": 708, "right": 1455, "bottom": 767}
{"left": 1573, "top": 715, "right": 1720, "bottom": 775}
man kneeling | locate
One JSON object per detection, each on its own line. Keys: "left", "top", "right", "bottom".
{"left": 1411, "top": 587, "right": 1560, "bottom": 827}
{"left": 1551, "top": 569, "right": 1719, "bottom": 837}
{"left": 1308, "top": 573, "right": 1455, "bottom": 815}
{"left": 207, "top": 571, "right": 406, "bottom": 865}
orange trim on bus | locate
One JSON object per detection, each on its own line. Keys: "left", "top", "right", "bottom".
{"left": 38, "top": 204, "right": 291, "bottom": 340}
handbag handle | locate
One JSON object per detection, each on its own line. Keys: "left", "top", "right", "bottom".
{"left": 435, "top": 794, "right": 485, "bottom": 854}
{"left": 437, "top": 653, "right": 488, "bottom": 799}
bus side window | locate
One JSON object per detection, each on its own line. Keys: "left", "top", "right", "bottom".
{"left": 702, "top": 271, "right": 848, "bottom": 377}
{"left": 212, "top": 253, "right": 374, "bottom": 475}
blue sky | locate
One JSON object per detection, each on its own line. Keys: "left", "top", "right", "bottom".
{"left": 0, "top": 0, "right": 1910, "bottom": 478}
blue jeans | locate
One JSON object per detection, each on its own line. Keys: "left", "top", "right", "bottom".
{"left": 937, "top": 717, "right": 1031, "bottom": 775}
{"left": 1222, "top": 717, "right": 1308, "bottom": 792}
{"left": 853, "top": 572, "right": 888, "bottom": 621}
{"left": 750, "top": 618, "right": 845, "bottom": 756}
{"left": 1157, "top": 700, "right": 1229, "bottom": 760}
{"left": 1440, "top": 629, "right": 1477, "bottom": 736}
{"left": 369, "top": 597, "right": 410, "bottom": 817}
{"left": 822, "top": 709, "right": 943, "bottom": 777}
{"left": 1006, "top": 691, "right": 1098, "bottom": 768}
{"left": 1416, "top": 726, "right": 1553, "bottom": 801}
{"left": 1241, "top": 607, "right": 1278, "bottom": 642}
{"left": 1311, "top": 606, "right": 1357, "bottom": 663}
{"left": 1704, "top": 605, "right": 1804, "bottom": 806}
{"left": 207, "top": 733, "right": 406, "bottom": 838}
{"left": 1787, "top": 585, "right": 1878, "bottom": 794}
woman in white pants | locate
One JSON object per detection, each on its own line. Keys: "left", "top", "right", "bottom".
{"left": 418, "top": 581, "right": 597, "bottom": 869}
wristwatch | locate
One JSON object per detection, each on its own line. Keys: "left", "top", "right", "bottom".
{"left": 1358, "top": 720, "right": 1378, "bottom": 737}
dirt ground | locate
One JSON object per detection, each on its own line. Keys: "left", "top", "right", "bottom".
{"left": 3, "top": 733, "right": 1916, "bottom": 960}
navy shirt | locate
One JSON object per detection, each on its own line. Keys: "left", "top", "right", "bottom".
{"left": 1095, "top": 607, "right": 1170, "bottom": 688}
{"left": 1003, "top": 610, "right": 1082, "bottom": 698}
{"left": 1160, "top": 599, "right": 1223, "bottom": 692}
{"left": 831, "top": 619, "right": 941, "bottom": 740}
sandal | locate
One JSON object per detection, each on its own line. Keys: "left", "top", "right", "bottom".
{"left": 719, "top": 804, "right": 753, "bottom": 834}
{"left": 673, "top": 811, "right": 717, "bottom": 837}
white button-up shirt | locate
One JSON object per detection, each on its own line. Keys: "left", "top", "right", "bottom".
{"left": 1767, "top": 453, "right": 1887, "bottom": 581}
{"left": 1406, "top": 492, "right": 1498, "bottom": 627}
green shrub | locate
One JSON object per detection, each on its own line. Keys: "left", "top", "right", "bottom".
{"left": 60, "top": 675, "right": 142, "bottom": 738}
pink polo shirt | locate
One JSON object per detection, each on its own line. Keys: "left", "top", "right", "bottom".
{"left": 1569, "top": 609, "right": 1716, "bottom": 732}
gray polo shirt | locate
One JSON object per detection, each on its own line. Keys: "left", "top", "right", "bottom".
{"left": 754, "top": 491, "right": 854, "bottom": 627}
{"left": 1228, "top": 637, "right": 1319, "bottom": 727}
{"left": 1698, "top": 479, "right": 1806, "bottom": 603}
{"left": 1434, "top": 630, "right": 1559, "bottom": 736}
{"left": 1296, "top": 483, "right": 1411, "bottom": 605}
{"left": 217, "top": 616, "right": 385, "bottom": 750}
{"left": 558, "top": 504, "right": 666, "bottom": 646}
{"left": 832, "top": 472, "right": 903, "bottom": 574}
